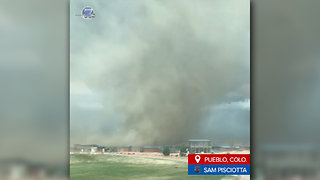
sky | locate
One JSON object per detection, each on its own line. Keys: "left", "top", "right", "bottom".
{"left": 70, "top": 0, "right": 250, "bottom": 146}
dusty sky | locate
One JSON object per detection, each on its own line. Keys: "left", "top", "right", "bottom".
{"left": 70, "top": 0, "right": 250, "bottom": 146}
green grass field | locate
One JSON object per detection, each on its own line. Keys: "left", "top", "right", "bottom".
{"left": 70, "top": 154, "right": 227, "bottom": 180}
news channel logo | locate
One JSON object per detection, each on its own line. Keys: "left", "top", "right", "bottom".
{"left": 194, "top": 166, "right": 201, "bottom": 173}
{"left": 77, "top": 7, "right": 95, "bottom": 19}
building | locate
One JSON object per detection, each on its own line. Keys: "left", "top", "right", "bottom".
{"left": 72, "top": 144, "right": 105, "bottom": 153}
{"left": 72, "top": 144, "right": 91, "bottom": 152}
{"left": 187, "top": 139, "right": 212, "bottom": 154}
{"left": 167, "top": 145, "right": 181, "bottom": 153}
{"left": 131, "top": 146, "right": 141, "bottom": 152}
{"left": 215, "top": 145, "right": 234, "bottom": 152}
{"left": 238, "top": 145, "right": 250, "bottom": 151}
{"left": 212, "top": 145, "right": 250, "bottom": 152}
{"left": 123, "top": 145, "right": 132, "bottom": 152}
{"left": 141, "top": 146, "right": 162, "bottom": 152}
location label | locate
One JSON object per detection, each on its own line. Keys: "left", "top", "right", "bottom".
{"left": 195, "top": 155, "right": 201, "bottom": 163}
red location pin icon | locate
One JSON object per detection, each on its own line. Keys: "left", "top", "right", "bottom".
{"left": 195, "top": 155, "right": 201, "bottom": 163}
